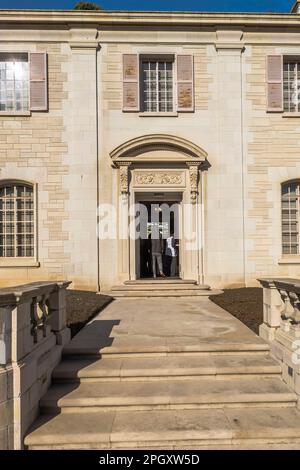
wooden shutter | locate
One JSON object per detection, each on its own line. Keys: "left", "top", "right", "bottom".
{"left": 177, "top": 55, "right": 194, "bottom": 112}
{"left": 266, "top": 55, "right": 283, "bottom": 112}
{"left": 30, "top": 53, "right": 48, "bottom": 111}
{"left": 123, "top": 54, "right": 139, "bottom": 111}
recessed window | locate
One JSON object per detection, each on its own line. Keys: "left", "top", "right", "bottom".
{"left": 141, "top": 58, "right": 174, "bottom": 113}
{"left": 0, "top": 53, "right": 29, "bottom": 112}
{"left": 0, "top": 183, "right": 34, "bottom": 258}
{"left": 282, "top": 181, "right": 300, "bottom": 255}
{"left": 283, "top": 60, "right": 300, "bottom": 113}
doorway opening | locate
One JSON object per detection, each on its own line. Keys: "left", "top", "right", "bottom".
{"left": 135, "top": 193, "right": 182, "bottom": 280}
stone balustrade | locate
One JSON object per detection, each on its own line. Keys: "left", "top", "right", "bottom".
{"left": 0, "top": 281, "right": 71, "bottom": 450}
{"left": 258, "top": 278, "right": 300, "bottom": 408}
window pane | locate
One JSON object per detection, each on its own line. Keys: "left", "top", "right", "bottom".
{"left": 283, "top": 60, "right": 300, "bottom": 113}
{"left": 282, "top": 181, "right": 300, "bottom": 255}
{"left": 0, "top": 183, "right": 34, "bottom": 258}
{"left": 141, "top": 59, "right": 173, "bottom": 113}
{"left": 0, "top": 54, "right": 29, "bottom": 112}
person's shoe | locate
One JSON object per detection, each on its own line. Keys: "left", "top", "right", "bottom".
{"left": 160, "top": 273, "right": 166, "bottom": 278}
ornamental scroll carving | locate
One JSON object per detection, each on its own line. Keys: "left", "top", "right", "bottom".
{"left": 187, "top": 164, "right": 200, "bottom": 204}
{"left": 118, "top": 162, "right": 132, "bottom": 197}
{"left": 134, "top": 172, "right": 184, "bottom": 187}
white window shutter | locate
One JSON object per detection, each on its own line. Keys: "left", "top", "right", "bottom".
{"left": 266, "top": 55, "right": 283, "bottom": 112}
{"left": 30, "top": 53, "right": 48, "bottom": 111}
{"left": 123, "top": 54, "right": 139, "bottom": 111}
{"left": 177, "top": 54, "right": 194, "bottom": 112}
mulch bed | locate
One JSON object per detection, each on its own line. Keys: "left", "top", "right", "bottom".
{"left": 66, "top": 290, "right": 113, "bottom": 338}
{"left": 209, "top": 288, "right": 263, "bottom": 335}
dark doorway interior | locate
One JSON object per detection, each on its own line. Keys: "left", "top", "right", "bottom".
{"left": 138, "top": 201, "right": 180, "bottom": 279}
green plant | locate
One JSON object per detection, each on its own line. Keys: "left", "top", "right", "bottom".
{"left": 74, "top": 2, "right": 102, "bottom": 10}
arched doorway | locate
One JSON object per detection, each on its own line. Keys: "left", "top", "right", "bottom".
{"left": 110, "top": 134, "right": 208, "bottom": 283}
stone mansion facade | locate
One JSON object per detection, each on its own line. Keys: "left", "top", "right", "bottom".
{"left": 1, "top": 6, "right": 300, "bottom": 291}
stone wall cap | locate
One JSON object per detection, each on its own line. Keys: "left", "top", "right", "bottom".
{"left": 0, "top": 281, "right": 71, "bottom": 307}
{"left": 258, "top": 278, "right": 300, "bottom": 291}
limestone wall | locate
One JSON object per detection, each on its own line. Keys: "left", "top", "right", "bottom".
{"left": 1, "top": 17, "right": 300, "bottom": 289}
{"left": 244, "top": 44, "right": 300, "bottom": 285}
{"left": 0, "top": 41, "right": 99, "bottom": 291}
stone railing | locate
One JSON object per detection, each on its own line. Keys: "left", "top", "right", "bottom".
{"left": 0, "top": 281, "right": 71, "bottom": 450}
{"left": 258, "top": 278, "right": 300, "bottom": 408}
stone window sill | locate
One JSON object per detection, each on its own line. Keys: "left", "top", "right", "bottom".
{"left": 0, "top": 111, "right": 31, "bottom": 117}
{"left": 139, "top": 112, "right": 178, "bottom": 118}
{"left": 282, "top": 113, "right": 300, "bottom": 118}
{"left": 278, "top": 257, "right": 300, "bottom": 265}
{"left": 0, "top": 258, "right": 40, "bottom": 268}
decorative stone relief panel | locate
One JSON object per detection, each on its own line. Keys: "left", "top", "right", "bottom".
{"left": 117, "top": 162, "right": 132, "bottom": 197}
{"left": 187, "top": 163, "right": 200, "bottom": 204}
{"left": 133, "top": 171, "right": 186, "bottom": 188}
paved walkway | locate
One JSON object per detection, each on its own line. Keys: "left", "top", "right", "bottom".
{"left": 25, "top": 297, "right": 300, "bottom": 450}
{"left": 64, "top": 297, "right": 269, "bottom": 356}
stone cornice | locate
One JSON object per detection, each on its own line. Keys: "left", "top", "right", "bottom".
{"left": 0, "top": 10, "right": 300, "bottom": 28}
{"left": 110, "top": 134, "right": 208, "bottom": 166}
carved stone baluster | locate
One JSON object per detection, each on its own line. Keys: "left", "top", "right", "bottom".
{"left": 30, "top": 297, "right": 39, "bottom": 343}
{"left": 37, "top": 295, "right": 50, "bottom": 337}
{"left": 279, "top": 290, "right": 294, "bottom": 322}
{"left": 289, "top": 292, "right": 300, "bottom": 325}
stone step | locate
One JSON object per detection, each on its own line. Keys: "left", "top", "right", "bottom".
{"left": 39, "top": 377, "right": 296, "bottom": 413}
{"left": 63, "top": 330, "right": 270, "bottom": 358}
{"left": 111, "top": 284, "right": 211, "bottom": 292}
{"left": 109, "top": 289, "right": 222, "bottom": 298}
{"left": 124, "top": 279, "right": 198, "bottom": 285}
{"left": 53, "top": 355, "right": 282, "bottom": 383}
{"left": 25, "top": 407, "right": 300, "bottom": 450}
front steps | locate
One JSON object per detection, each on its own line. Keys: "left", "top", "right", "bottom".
{"left": 109, "top": 280, "right": 221, "bottom": 298}
{"left": 39, "top": 376, "right": 296, "bottom": 414}
{"left": 25, "top": 408, "right": 300, "bottom": 450}
{"left": 25, "top": 344, "right": 300, "bottom": 449}
{"left": 53, "top": 354, "right": 282, "bottom": 382}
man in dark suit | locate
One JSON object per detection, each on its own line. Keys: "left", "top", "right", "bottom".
{"left": 149, "top": 227, "right": 165, "bottom": 278}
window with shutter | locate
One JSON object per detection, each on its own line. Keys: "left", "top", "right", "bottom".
{"left": 177, "top": 55, "right": 194, "bottom": 112}
{"left": 123, "top": 53, "right": 195, "bottom": 114}
{"left": 30, "top": 53, "right": 48, "bottom": 111}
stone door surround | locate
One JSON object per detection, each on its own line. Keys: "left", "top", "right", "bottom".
{"left": 110, "top": 134, "right": 209, "bottom": 283}
{"left": 110, "top": 134, "right": 208, "bottom": 203}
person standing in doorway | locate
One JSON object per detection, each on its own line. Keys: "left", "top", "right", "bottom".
{"left": 149, "top": 227, "right": 165, "bottom": 278}
{"left": 165, "top": 231, "right": 178, "bottom": 278}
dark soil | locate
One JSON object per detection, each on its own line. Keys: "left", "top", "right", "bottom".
{"left": 210, "top": 288, "right": 263, "bottom": 335}
{"left": 66, "top": 290, "right": 113, "bottom": 338}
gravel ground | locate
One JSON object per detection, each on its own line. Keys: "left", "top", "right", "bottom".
{"left": 209, "top": 288, "right": 263, "bottom": 335}
{"left": 66, "top": 290, "right": 113, "bottom": 338}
